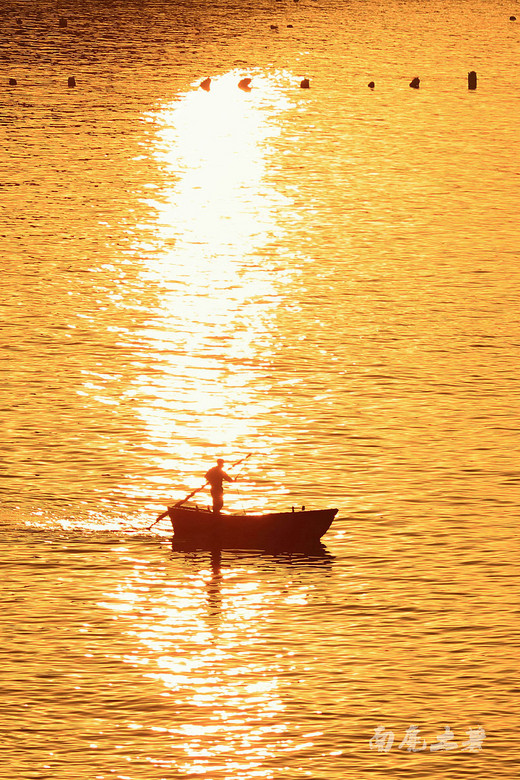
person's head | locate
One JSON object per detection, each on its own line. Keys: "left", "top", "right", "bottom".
{"left": 217, "top": 458, "right": 225, "bottom": 467}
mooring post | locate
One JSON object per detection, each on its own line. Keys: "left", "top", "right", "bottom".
{"left": 468, "top": 71, "right": 477, "bottom": 90}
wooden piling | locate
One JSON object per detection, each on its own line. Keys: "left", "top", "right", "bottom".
{"left": 468, "top": 71, "right": 477, "bottom": 90}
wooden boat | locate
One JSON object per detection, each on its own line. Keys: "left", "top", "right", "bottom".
{"left": 167, "top": 505, "right": 338, "bottom": 549}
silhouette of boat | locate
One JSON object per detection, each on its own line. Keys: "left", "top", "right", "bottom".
{"left": 167, "top": 505, "right": 338, "bottom": 549}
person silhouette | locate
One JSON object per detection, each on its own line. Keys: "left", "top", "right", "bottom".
{"left": 205, "top": 459, "right": 234, "bottom": 514}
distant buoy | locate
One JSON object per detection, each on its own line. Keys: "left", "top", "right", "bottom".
{"left": 409, "top": 77, "right": 420, "bottom": 89}
{"left": 68, "top": 76, "right": 76, "bottom": 88}
{"left": 59, "top": 17, "right": 68, "bottom": 28}
{"left": 270, "top": 24, "right": 278, "bottom": 30}
{"left": 510, "top": 16, "right": 516, "bottom": 21}
{"left": 287, "top": 24, "right": 293, "bottom": 28}
{"left": 200, "top": 77, "right": 211, "bottom": 91}
{"left": 9, "top": 78, "right": 17, "bottom": 86}
{"left": 238, "top": 77, "right": 252, "bottom": 92}
{"left": 468, "top": 71, "right": 477, "bottom": 90}
{"left": 300, "top": 78, "right": 310, "bottom": 89}
{"left": 368, "top": 81, "right": 375, "bottom": 89}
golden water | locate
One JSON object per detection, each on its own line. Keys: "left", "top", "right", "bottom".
{"left": 1, "top": 1, "right": 519, "bottom": 777}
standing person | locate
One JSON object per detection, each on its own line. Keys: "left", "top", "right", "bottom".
{"left": 205, "top": 458, "right": 234, "bottom": 514}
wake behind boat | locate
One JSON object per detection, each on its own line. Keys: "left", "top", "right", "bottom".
{"left": 168, "top": 504, "right": 338, "bottom": 549}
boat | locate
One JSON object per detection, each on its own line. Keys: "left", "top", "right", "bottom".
{"left": 167, "top": 504, "right": 338, "bottom": 549}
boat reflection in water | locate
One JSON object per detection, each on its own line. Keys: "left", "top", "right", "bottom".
{"left": 168, "top": 504, "right": 338, "bottom": 550}
{"left": 171, "top": 540, "right": 336, "bottom": 626}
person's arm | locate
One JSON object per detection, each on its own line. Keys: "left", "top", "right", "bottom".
{"left": 223, "top": 471, "right": 234, "bottom": 482}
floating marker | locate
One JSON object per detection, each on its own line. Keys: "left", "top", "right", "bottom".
{"left": 409, "top": 76, "right": 420, "bottom": 89}
{"left": 9, "top": 78, "right": 17, "bottom": 86}
{"left": 68, "top": 76, "right": 76, "bottom": 88}
{"left": 59, "top": 17, "right": 68, "bottom": 28}
{"left": 300, "top": 78, "right": 310, "bottom": 88}
{"left": 468, "top": 71, "right": 477, "bottom": 90}
{"left": 368, "top": 81, "right": 375, "bottom": 89}
{"left": 200, "top": 77, "right": 211, "bottom": 91}
{"left": 238, "top": 77, "right": 252, "bottom": 91}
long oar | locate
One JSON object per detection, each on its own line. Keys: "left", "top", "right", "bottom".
{"left": 146, "top": 453, "right": 252, "bottom": 531}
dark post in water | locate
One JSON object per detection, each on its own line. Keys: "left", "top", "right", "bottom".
{"left": 468, "top": 71, "right": 477, "bottom": 90}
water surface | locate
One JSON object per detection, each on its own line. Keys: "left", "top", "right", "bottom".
{"left": 1, "top": 1, "right": 519, "bottom": 778}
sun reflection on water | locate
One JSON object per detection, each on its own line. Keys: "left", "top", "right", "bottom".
{"left": 143, "top": 71, "right": 291, "bottom": 260}
{"left": 99, "top": 554, "right": 302, "bottom": 778}
{"left": 123, "top": 71, "right": 297, "bottom": 512}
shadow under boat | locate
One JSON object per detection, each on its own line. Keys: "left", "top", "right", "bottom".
{"left": 171, "top": 537, "right": 334, "bottom": 562}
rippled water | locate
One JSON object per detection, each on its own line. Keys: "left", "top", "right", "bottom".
{"left": 1, "top": 0, "right": 519, "bottom": 777}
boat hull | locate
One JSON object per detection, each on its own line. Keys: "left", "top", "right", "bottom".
{"left": 167, "top": 505, "right": 338, "bottom": 549}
